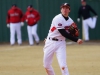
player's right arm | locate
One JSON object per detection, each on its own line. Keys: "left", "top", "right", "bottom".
{"left": 6, "top": 11, "right": 10, "bottom": 24}
{"left": 77, "top": 7, "right": 82, "bottom": 22}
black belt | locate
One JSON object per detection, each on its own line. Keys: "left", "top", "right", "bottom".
{"left": 49, "top": 37, "right": 62, "bottom": 41}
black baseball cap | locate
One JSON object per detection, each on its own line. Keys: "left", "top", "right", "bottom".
{"left": 60, "top": 3, "right": 70, "bottom": 9}
{"left": 27, "top": 5, "right": 33, "bottom": 8}
{"left": 12, "top": 4, "right": 17, "bottom": 7}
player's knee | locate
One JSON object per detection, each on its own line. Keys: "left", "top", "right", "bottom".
{"left": 43, "top": 65, "right": 48, "bottom": 69}
{"left": 43, "top": 64, "right": 51, "bottom": 69}
{"left": 91, "top": 25, "right": 95, "bottom": 29}
{"left": 32, "top": 32, "right": 36, "bottom": 35}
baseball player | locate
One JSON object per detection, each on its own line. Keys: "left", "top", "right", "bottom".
{"left": 24, "top": 5, "right": 40, "bottom": 45}
{"left": 43, "top": 3, "right": 83, "bottom": 75}
{"left": 6, "top": 4, "right": 24, "bottom": 45}
{"left": 77, "top": 0, "right": 98, "bottom": 41}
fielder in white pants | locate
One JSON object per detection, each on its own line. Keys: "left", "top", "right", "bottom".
{"left": 6, "top": 4, "right": 24, "bottom": 45}
{"left": 27, "top": 24, "right": 39, "bottom": 45}
{"left": 83, "top": 16, "right": 97, "bottom": 41}
{"left": 77, "top": 0, "right": 98, "bottom": 41}
{"left": 24, "top": 5, "right": 40, "bottom": 45}
{"left": 43, "top": 3, "right": 83, "bottom": 75}
{"left": 10, "top": 22, "right": 22, "bottom": 45}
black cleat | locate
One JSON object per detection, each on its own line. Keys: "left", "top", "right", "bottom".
{"left": 36, "top": 42, "right": 39, "bottom": 45}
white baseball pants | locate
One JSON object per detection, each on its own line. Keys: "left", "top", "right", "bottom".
{"left": 83, "top": 17, "right": 97, "bottom": 41}
{"left": 43, "top": 39, "right": 69, "bottom": 75}
{"left": 27, "top": 24, "right": 39, "bottom": 45}
{"left": 10, "top": 22, "right": 22, "bottom": 45}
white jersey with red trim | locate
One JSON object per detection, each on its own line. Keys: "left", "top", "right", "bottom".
{"left": 47, "top": 14, "right": 74, "bottom": 40}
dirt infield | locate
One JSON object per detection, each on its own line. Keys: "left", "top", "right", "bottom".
{"left": 0, "top": 41, "right": 100, "bottom": 75}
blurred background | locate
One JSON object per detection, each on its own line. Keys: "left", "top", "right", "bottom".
{"left": 0, "top": 0, "right": 100, "bottom": 43}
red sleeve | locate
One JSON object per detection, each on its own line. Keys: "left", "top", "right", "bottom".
{"left": 23, "top": 12, "right": 28, "bottom": 21}
{"left": 36, "top": 12, "right": 40, "bottom": 21}
{"left": 23, "top": 14, "right": 26, "bottom": 21}
{"left": 20, "top": 10, "right": 24, "bottom": 22}
{"left": 35, "top": 10, "right": 40, "bottom": 22}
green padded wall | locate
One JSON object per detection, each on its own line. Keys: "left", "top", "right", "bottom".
{"left": 0, "top": 0, "right": 100, "bottom": 42}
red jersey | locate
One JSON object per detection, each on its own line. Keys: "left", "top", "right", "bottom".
{"left": 24, "top": 9, "right": 40, "bottom": 26}
{"left": 6, "top": 7, "right": 24, "bottom": 24}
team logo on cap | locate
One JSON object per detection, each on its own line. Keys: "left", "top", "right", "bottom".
{"left": 64, "top": 3, "right": 68, "bottom": 5}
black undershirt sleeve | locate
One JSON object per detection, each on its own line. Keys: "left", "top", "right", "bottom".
{"left": 58, "top": 29, "right": 78, "bottom": 42}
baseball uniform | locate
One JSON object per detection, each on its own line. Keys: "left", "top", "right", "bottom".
{"left": 24, "top": 5, "right": 40, "bottom": 45}
{"left": 43, "top": 3, "right": 83, "bottom": 75}
{"left": 6, "top": 4, "right": 24, "bottom": 45}
{"left": 78, "top": 0, "right": 97, "bottom": 41}
{"left": 43, "top": 13, "right": 79, "bottom": 75}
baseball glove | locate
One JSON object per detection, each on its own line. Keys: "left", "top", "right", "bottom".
{"left": 68, "top": 23, "right": 79, "bottom": 37}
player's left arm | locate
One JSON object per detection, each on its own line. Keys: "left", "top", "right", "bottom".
{"left": 89, "top": 5, "right": 97, "bottom": 16}
{"left": 19, "top": 10, "right": 24, "bottom": 26}
{"left": 34, "top": 10, "right": 40, "bottom": 22}
{"left": 58, "top": 29, "right": 78, "bottom": 42}
{"left": 36, "top": 13, "right": 40, "bottom": 21}
{"left": 78, "top": 7, "right": 82, "bottom": 19}
{"left": 20, "top": 10, "right": 24, "bottom": 22}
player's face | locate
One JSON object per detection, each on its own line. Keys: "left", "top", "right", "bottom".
{"left": 61, "top": 7, "right": 70, "bottom": 16}
{"left": 27, "top": 8, "right": 33, "bottom": 12}
{"left": 81, "top": 1, "right": 86, "bottom": 6}
{"left": 30, "top": 8, "right": 33, "bottom": 11}
{"left": 12, "top": 6, "right": 17, "bottom": 10}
